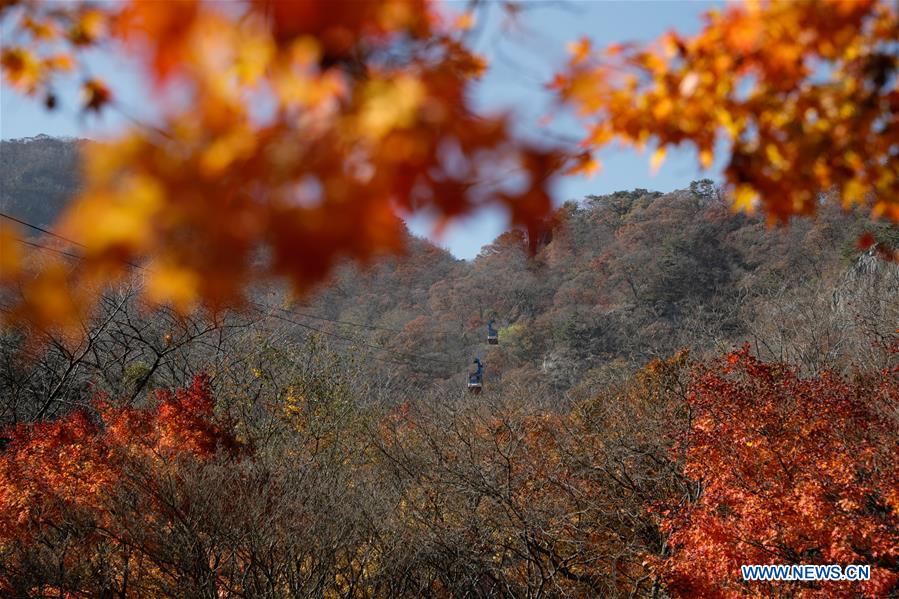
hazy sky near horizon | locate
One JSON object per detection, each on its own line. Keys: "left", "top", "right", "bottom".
{"left": 0, "top": 1, "right": 722, "bottom": 259}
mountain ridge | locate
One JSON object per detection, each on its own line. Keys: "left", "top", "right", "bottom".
{"left": 2, "top": 136, "right": 896, "bottom": 391}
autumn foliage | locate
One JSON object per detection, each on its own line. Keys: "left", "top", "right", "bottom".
{"left": 0, "top": 1, "right": 898, "bottom": 596}
{"left": 0, "top": 0, "right": 559, "bottom": 328}
{"left": 1, "top": 0, "right": 896, "bottom": 329}
{"left": 0, "top": 375, "right": 239, "bottom": 596}
{"left": 556, "top": 0, "right": 898, "bottom": 223}
{"left": 659, "top": 348, "right": 899, "bottom": 598}
{"left": 0, "top": 345, "right": 897, "bottom": 596}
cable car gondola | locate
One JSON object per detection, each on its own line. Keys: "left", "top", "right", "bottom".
{"left": 467, "top": 358, "right": 484, "bottom": 394}
{"left": 486, "top": 318, "right": 498, "bottom": 345}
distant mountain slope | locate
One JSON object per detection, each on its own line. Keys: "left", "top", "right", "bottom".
{"left": 2, "top": 137, "right": 895, "bottom": 390}
{"left": 0, "top": 135, "right": 83, "bottom": 227}
{"left": 298, "top": 185, "right": 896, "bottom": 390}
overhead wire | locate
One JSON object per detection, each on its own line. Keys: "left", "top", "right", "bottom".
{"left": 2, "top": 211, "right": 469, "bottom": 373}
{"left": 16, "top": 237, "right": 85, "bottom": 261}
{"left": 8, "top": 234, "right": 446, "bottom": 372}
{"left": 259, "top": 309, "right": 438, "bottom": 370}
{"left": 268, "top": 305, "right": 407, "bottom": 333}
{"left": 1, "top": 211, "right": 437, "bottom": 336}
{"left": 0, "top": 211, "right": 149, "bottom": 271}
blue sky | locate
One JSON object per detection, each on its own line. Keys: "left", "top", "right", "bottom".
{"left": 1, "top": 1, "right": 722, "bottom": 259}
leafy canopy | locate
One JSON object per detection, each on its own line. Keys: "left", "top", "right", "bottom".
{"left": 0, "top": 0, "right": 560, "bottom": 328}
{"left": 659, "top": 348, "right": 899, "bottom": 598}
{"left": 0, "top": 0, "right": 896, "bottom": 330}
{"left": 555, "top": 0, "right": 898, "bottom": 222}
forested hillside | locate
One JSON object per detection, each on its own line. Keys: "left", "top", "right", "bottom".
{"left": 2, "top": 1, "right": 897, "bottom": 594}
{"left": 2, "top": 137, "right": 897, "bottom": 398}
{"left": 0, "top": 135, "right": 81, "bottom": 228}
{"left": 1, "top": 138, "right": 897, "bottom": 597}
{"left": 299, "top": 184, "right": 898, "bottom": 395}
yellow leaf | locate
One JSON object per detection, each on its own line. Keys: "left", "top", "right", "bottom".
{"left": 75, "top": 10, "right": 107, "bottom": 43}
{"left": 764, "top": 143, "right": 786, "bottom": 169}
{"left": 843, "top": 179, "right": 866, "bottom": 207}
{"left": 715, "top": 108, "right": 740, "bottom": 141}
{"left": 733, "top": 184, "right": 758, "bottom": 213}
{"left": 24, "top": 263, "right": 82, "bottom": 331}
{"left": 650, "top": 146, "right": 666, "bottom": 174}
{"left": 1, "top": 47, "right": 41, "bottom": 93}
{"left": 359, "top": 75, "right": 425, "bottom": 140}
{"left": 566, "top": 37, "right": 591, "bottom": 65}
{"left": 146, "top": 263, "right": 199, "bottom": 312}
{"left": 45, "top": 54, "right": 75, "bottom": 72}
{"left": 454, "top": 12, "right": 475, "bottom": 31}
{"left": 652, "top": 97, "right": 673, "bottom": 120}
{"left": 289, "top": 36, "right": 321, "bottom": 67}
{"left": 233, "top": 31, "right": 274, "bottom": 85}
{"left": 22, "top": 16, "right": 57, "bottom": 40}
{"left": 200, "top": 127, "right": 257, "bottom": 176}
{"left": 566, "top": 155, "right": 601, "bottom": 178}
{"left": 63, "top": 175, "right": 162, "bottom": 253}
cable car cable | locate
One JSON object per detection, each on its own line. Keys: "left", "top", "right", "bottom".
{"left": 3, "top": 212, "right": 484, "bottom": 375}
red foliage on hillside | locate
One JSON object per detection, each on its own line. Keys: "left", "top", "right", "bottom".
{"left": 659, "top": 348, "right": 899, "bottom": 598}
